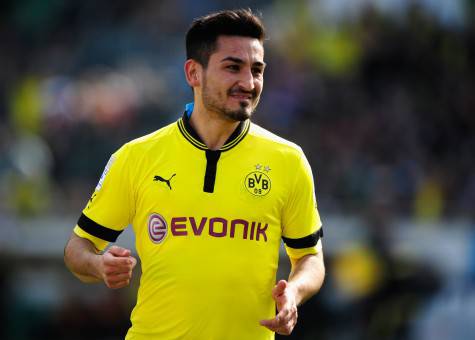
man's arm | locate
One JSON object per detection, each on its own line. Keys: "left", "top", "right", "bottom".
{"left": 260, "top": 243, "right": 325, "bottom": 335}
{"left": 64, "top": 233, "right": 137, "bottom": 289}
{"left": 288, "top": 247, "right": 325, "bottom": 305}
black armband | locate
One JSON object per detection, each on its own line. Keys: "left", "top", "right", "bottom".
{"left": 77, "top": 213, "right": 122, "bottom": 242}
{"left": 282, "top": 227, "right": 323, "bottom": 249}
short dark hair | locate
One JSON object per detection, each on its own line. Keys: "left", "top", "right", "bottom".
{"left": 186, "top": 9, "right": 265, "bottom": 68}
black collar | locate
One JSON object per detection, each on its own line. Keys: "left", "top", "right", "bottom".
{"left": 177, "top": 112, "right": 250, "bottom": 151}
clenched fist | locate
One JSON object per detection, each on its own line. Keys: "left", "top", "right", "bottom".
{"left": 99, "top": 246, "right": 137, "bottom": 289}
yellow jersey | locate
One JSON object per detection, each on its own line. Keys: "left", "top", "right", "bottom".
{"left": 74, "top": 107, "right": 323, "bottom": 340}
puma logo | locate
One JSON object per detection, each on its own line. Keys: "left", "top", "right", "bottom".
{"left": 154, "top": 174, "right": 176, "bottom": 190}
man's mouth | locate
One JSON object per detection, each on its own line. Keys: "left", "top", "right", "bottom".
{"left": 231, "top": 94, "right": 252, "bottom": 100}
{"left": 228, "top": 90, "right": 254, "bottom": 101}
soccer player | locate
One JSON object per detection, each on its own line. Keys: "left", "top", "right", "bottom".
{"left": 64, "top": 9, "right": 325, "bottom": 339}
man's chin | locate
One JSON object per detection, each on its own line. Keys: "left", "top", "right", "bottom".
{"left": 225, "top": 109, "right": 252, "bottom": 122}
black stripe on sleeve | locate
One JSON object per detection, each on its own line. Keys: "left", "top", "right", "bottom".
{"left": 77, "top": 213, "right": 123, "bottom": 242}
{"left": 282, "top": 227, "right": 324, "bottom": 249}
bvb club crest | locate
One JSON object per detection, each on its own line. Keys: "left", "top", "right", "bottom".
{"left": 245, "top": 164, "right": 271, "bottom": 196}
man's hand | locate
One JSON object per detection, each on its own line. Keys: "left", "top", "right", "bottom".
{"left": 99, "top": 246, "right": 137, "bottom": 289}
{"left": 259, "top": 280, "right": 298, "bottom": 335}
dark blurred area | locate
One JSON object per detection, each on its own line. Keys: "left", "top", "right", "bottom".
{"left": 1, "top": 0, "right": 474, "bottom": 339}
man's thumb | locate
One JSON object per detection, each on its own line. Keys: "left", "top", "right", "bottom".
{"left": 108, "top": 246, "right": 131, "bottom": 257}
{"left": 273, "top": 280, "right": 287, "bottom": 297}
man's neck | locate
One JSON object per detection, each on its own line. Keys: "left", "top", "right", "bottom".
{"left": 189, "top": 102, "right": 241, "bottom": 151}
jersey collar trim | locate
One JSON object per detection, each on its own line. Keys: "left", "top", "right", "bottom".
{"left": 177, "top": 111, "right": 250, "bottom": 151}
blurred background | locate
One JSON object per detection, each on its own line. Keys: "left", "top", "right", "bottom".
{"left": 0, "top": 0, "right": 474, "bottom": 339}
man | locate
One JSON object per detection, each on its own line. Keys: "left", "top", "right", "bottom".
{"left": 64, "top": 9, "right": 325, "bottom": 339}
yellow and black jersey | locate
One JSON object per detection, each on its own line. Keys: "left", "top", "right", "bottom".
{"left": 74, "top": 105, "right": 323, "bottom": 340}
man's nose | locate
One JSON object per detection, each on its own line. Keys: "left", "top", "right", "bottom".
{"left": 238, "top": 69, "right": 255, "bottom": 92}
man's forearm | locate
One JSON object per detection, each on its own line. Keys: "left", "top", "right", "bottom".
{"left": 64, "top": 234, "right": 103, "bottom": 283}
{"left": 288, "top": 248, "right": 325, "bottom": 306}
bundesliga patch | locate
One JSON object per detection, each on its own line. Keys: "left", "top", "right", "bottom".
{"left": 148, "top": 213, "right": 168, "bottom": 244}
{"left": 95, "top": 155, "right": 115, "bottom": 191}
{"left": 244, "top": 164, "right": 271, "bottom": 196}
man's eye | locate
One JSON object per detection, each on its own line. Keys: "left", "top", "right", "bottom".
{"left": 227, "top": 65, "right": 240, "bottom": 71}
{"left": 252, "top": 68, "right": 263, "bottom": 75}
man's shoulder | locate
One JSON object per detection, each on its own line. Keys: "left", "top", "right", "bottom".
{"left": 108, "top": 120, "right": 178, "bottom": 164}
{"left": 128, "top": 120, "right": 177, "bottom": 147}
{"left": 248, "top": 122, "right": 303, "bottom": 156}
{"left": 115, "top": 119, "right": 177, "bottom": 154}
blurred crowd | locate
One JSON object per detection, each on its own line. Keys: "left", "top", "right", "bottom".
{"left": 1, "top": 0, "right": 474, "bottom": 339}
{"left": 1, "top": 0, "right": 473, "bottom": 220}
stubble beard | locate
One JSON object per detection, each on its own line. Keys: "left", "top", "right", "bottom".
{"left": 201, "top": 76, "right": 260, "bottom": 122}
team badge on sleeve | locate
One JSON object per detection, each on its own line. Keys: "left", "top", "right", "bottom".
{"left": 95, "top": 156, "right": 115, "bottom": 191}
{"left": 148, "top": 213, "right": 168, "bottom": 243}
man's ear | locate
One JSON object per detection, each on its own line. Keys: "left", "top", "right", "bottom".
{"left": 184, "top": 59, "right": 202, "bottom": 88}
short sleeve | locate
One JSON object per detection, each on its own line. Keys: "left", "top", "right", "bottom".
{"left": 281, "top": 149, "right": 323, "bottom": 260}
{"left": 74, "top": 144, "right": 135, "bottom": 250}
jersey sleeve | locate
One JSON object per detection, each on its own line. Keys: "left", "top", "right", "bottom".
{"left": 74, "top": 144, "right": 135, "bottom": 251}
{"left": 281, "top": 149, "right": 323, "bottom": 260}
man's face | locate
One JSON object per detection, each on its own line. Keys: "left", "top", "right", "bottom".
{"left": 200, "top": 35, "right": 265, "bottom": 122}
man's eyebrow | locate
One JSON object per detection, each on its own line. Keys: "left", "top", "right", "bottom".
{"left": 221, "top": 56, "right": 266, "bottom": 67}
{"left": 221, "top": 57, "right": 244, "bottom": 64}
